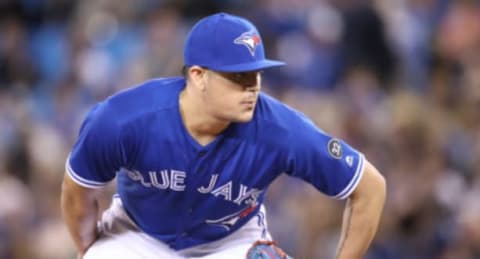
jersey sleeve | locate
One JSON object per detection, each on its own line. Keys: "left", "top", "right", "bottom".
{"left": 285, "top": 114, "right": 365, "bottom": 200}
{"left": 66, "top": 102, "right": 126, "bottom": 188}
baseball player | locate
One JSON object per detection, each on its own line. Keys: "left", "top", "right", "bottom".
{"left": 61, "top": 12, "right": 386, "bottom": 259}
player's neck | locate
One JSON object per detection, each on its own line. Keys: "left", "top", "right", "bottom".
{"left": 179, "top": 89, "right": 230, "bottom": 145}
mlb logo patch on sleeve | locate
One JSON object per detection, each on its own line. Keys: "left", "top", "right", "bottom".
{"left": 327, "top": 138, "right": 343, "bottom": 159}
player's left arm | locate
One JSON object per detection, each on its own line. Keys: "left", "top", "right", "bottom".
{"left": 335, "top": 159, "right": 386, "bottom": 259}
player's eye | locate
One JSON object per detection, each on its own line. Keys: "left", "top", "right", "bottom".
{"left": 222, "top": 72, "right": 246, "bottom": 83}
{"left": 228, "top": 71, "right": 261, "bottom": 85}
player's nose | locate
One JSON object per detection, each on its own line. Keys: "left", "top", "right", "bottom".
{"left": 246, "top": 82, "right": 260, "bottom": 91}
{"left": 243, "top": 73, "right": 261, "bottom": 91}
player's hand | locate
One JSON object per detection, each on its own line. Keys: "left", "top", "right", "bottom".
{"left": 246, "top": 240, "right": 293, "bottom": 259}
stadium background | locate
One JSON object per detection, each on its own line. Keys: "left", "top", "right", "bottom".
{"left": 0, "top": 0, "right": 479, "bottom": 258}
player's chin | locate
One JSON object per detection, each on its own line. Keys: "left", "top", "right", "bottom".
{"left": 233, "top": 109, "right": 255, "bottom": 122}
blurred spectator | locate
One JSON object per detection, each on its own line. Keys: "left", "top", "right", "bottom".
{"left": 338, "top": 0, "right": 396, "bottom": 91}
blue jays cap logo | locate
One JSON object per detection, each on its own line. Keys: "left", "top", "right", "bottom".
{"left": 234, "top": 30, "right": 261, "bottom": 57}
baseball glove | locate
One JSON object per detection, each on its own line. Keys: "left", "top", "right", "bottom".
{"left": 246, "top": 240, "right": 293, "bottom": 259}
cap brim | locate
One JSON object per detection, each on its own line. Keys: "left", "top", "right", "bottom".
{"left": 211, "top": 59, "right": 286, "bottom": 72}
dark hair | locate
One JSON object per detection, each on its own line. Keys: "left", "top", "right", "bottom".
{"left": 181, "top": 65, "right": 189, "bottom": 77}
{"left": 182, "top": 65, "right": 195, "bottom": 82}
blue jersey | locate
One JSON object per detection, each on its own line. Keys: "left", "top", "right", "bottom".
{"left": 67, "top": 77, "right": 365, "bottom": 250}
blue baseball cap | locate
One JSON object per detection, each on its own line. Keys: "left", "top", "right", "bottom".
{"left": 184, "top": 13, "right": 286, "bottom": 72}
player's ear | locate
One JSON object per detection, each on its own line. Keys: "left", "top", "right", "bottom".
{"left": 188, "top": 66, "right": 208, "bottom": 91}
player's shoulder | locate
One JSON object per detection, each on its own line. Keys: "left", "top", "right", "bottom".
{"left": 254, "top": 92, "right": 329, "bottom": 150}
{"left": 256, "top": 92, "right": 315, "bottom": 133}
{"left": 95, "top": 77, "right": 184, "bottom": 123}
{"left": 106, "top": 77, "right": 184, "bottom": 112}
{"left": 248, "top": 92, "right": 319, "bottom": 148}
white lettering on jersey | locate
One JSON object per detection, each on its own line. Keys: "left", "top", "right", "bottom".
{"left": 171, "top": 170, "right": 186, "bottom": 191}
{"left": 150, "top": 170, "right": 169, "bottom": 189}
{"left": 211, "top": 181, "right": 233, "bottom": 201}
{"left": 126, "top": 169, "right": 152, "bottom": 187}
{"left": 197, "top": 174, "right": 219, "bottom": 193}
{"left": 233, "top": 185, "right": 262, "bottom": 205}
{"left": 126, "top": 169, "right": 186, "bottom": 191}
{"left": 125, "top": 169, "right": 263, "bottom": 206}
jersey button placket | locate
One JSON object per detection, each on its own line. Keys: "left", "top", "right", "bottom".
{"left": 179, "top": 150, "right": 205, "bottom": 244}
{"left": 197, "top": 150, "right": 207, "bottom": 173}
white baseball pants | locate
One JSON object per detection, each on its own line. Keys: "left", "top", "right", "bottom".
{"left": 83, "top": 197, "right": 272, "bottom": 259}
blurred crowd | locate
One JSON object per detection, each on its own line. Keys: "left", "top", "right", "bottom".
{"left": 0, "top": 0, "right": 479, "bottom": 258}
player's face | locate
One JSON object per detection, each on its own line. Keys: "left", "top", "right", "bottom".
{"left": 204, "top": 69, "right": 262, "bottom": 123}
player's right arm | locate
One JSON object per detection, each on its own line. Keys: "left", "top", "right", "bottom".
{"left": 61, "top": 173, "right": 101, "bottom": 256}
{"left": 61, "top": 102, "right": 126, "bottom": 256}
{"left": 283, "top": 110, "right": 384, "bottom": 257}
